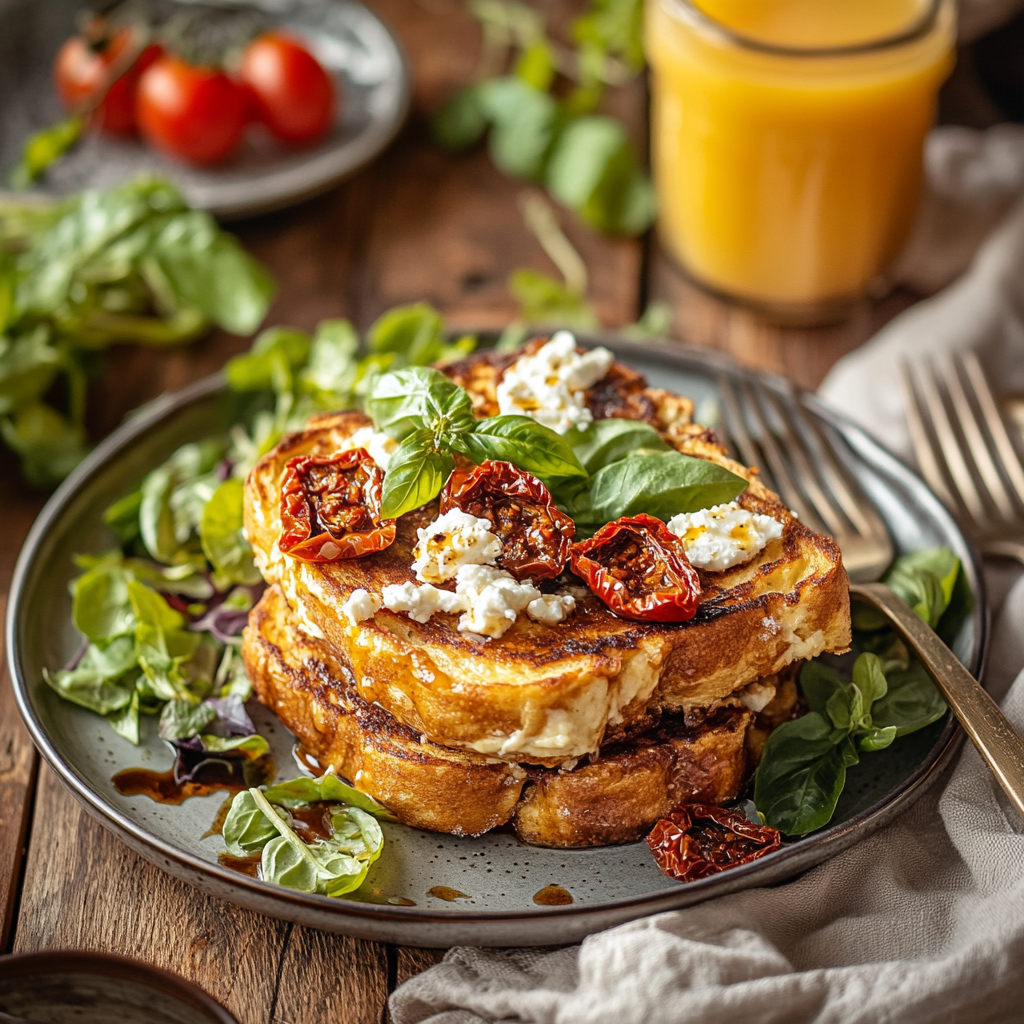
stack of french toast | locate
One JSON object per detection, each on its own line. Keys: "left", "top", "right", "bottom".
{"left": 241, "top": 343, "right": 851, "bottom": 848}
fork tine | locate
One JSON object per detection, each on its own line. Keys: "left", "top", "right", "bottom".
{"left": 756, "top": 384, "right": 849, "bottom": 537}
{"left": 716, "top": 373, "right": 770, "bottom": 487}
{"left": 960, "top": 351, "right": 1024, "bottom": 510}
{"left": 900, "top": 362, "right": 960, "bottom": 513}
{"left": 940, "top": 355, "right": 1018, "bottom": 522}
{"left": 740, "top": 378, "right": 829, "bottom": 534}
{"left": 905, "top": 360, "right": 989, "bottom": 524}
{"left": 789, "top": 396, "right": 892, "bottom": 543}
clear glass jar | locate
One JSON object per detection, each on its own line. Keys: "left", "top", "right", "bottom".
{"left": 646, "top": 0, "right": 956, "bottom": 323}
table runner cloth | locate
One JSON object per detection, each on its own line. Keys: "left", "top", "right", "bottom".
{"left": 389, "top": 126, "right": 1024, "bottom": 1024}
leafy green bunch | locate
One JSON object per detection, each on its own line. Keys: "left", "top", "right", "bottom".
{"left": 0, "top": 176, "right": 273, "bottom": 484}
{"left": 223, "top": 775, "right": 392, "bottom": 897}
{"left": 49, "top": 302, "right": 475, "bottom": 742}
{"left": 754, "top": 548, "right": 964, "bottom": 836}
{"left": 365, "top": 367, "right": 748, "bottom": 526}
{"left": 434, "top": 0, "right": 653, "bottom": 236}
{"left": 47, "top": 553, "right": 253, "bottom": 744}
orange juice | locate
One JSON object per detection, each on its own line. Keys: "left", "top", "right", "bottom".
{"left": 647, "top": 0, "right": 955, "bottom": 317}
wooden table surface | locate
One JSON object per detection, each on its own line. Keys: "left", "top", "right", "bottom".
{"left": 0, "top": 0, "right": 951, "bottom": 1020}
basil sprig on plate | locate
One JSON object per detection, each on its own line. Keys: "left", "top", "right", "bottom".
{"left": 222, "top": 774, "right": 392, "bottom": 897}
{"left": 754, "top": 548, "right": 963, "bottom": 836}
{"left": 367, "top": 370, "right": 750, "bottom": 523}
{"left": 367, "top": 367, "right": 587, "bottom": 518}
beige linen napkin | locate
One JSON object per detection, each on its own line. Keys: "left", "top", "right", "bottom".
{"left": 389, "top": 130, "right": 1024, "bottom": 1024}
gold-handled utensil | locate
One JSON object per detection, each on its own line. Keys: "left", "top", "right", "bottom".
{"left": 718, "top": 369, "right": 1024, "bottom": 819}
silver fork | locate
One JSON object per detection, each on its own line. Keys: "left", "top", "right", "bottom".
{"left": 717, "top": 370, "right": 1024, "bottom": 819}
{"left": 901, "top": 351, "right": 1024, "bottom": 566}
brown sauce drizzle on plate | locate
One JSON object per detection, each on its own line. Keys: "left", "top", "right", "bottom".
{"left": 533, "top": 885, "right": 573, "bottom": 906}
{"left": 112, "top": 754, "right": 275, "bottom": 805}
{"left": 218, "top": 852, "right": 261, "bottom": 878}
{"left": 428, "top": 886, "right": 471, "bottom": 902}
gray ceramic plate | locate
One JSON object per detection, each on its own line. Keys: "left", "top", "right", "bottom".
{"left": 0, "top": 0, "right": 409, "bottom": 218}
{"left": 7, "top": 339, "right": 987, "bottom": 948}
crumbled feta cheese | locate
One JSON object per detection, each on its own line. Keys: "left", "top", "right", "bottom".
{"left": 381, "top": 581, "right": 463, "bottom": 623}
{"left": 341, "top": 588, "right": 382, "bottom": 626}
{"left": 496, "top": 331, "right": 614, "bottom": 434}
{"left": 453, "top": 564, "right": 541, "bottom": 639}
{"left": 340, "top": 426, "right": 398, "bottom": 470}
{"left": 739, "top": 680, "right": 777, "bottom": 714}
{"left": 526, "top": 593, "right": 576, "bottom": 626}
{"left": 666, "top": 502, "right": 783, "bottom": 571}
{"left": 412, "top": 509, "right": 502, "bottom": 583}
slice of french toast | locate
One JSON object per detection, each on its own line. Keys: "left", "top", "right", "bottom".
{"left": 243, "top": 351, "right": 850, "bottom": 766}
{"left": 244, "top": 585, "right": 798, "bottom": 847}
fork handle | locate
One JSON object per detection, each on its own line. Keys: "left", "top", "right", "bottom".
{"left": 851, "top": 582, "right": 1024, "bottom": 820}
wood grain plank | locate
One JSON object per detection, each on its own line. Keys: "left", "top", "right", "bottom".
{"left": 272, "top": 928, "right": 388, "bottom": 1024}
{"left": 647, "top": 243, "right": 918, "bottom": 391}
{"left": 394, "top": 947, "right": 445, "bottom": 987}
{"left": 14, "top": 766, "right": 289, "bottom": 1024}
{"left": 0, "top": 596, "right": 38, "bottom": 954}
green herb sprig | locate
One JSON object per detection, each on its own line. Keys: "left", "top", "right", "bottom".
{"left": 754, "top": 547, "right": 965, "bottom": 836}
{"left": 0, "top": 176, "right": 273, "bottom": 485}
{"left": 222, "top": 774, "right": 391, "bottom": 897}
{"left": 365, "top": 368, "right": 748, "bottom": 523}
{"left": 434, "top": 0, "right": 653, "bottom": 237}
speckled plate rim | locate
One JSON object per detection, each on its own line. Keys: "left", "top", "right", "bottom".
{"left": 7, "top": 338, "right": 988, "bottom": 947}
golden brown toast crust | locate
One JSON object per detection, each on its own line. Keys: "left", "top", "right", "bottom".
{"left": 244, "top": 585, "right": 797, "bottom": 846}
{"left": 243, "top": 352, "right": 851, "bottom": 764}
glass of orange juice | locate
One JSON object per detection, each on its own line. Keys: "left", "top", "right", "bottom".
{"left": 646, "top": 0, "right": 956, "bottom": 322}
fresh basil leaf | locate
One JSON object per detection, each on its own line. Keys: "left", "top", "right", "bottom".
{"left": 319, "top": 775, "right": 397, "bottom": 820}
{"left": 44, "top": 659, "right": 136, "bottom": 716}
{"left": 872, "top": 661, "right": 948, "bottom": 737}
{"left": 201, "top": 478, "right": 261, "bottom": 586}
{"left": 199, "top": 734, "right": 269, "bottom": 758}
{"left": 508, "top": 269, "right": 598, "bottom": 330}
{"left": 380, "top": 430, "right": 454, "bottom": 519}
{"left": 432, "top": 84, "right": 489, "bottom": 151}
{"left": 799, "top": 661, "right": 845, "bottom": 716}
{"left": 367, "top": 302, "right": 447, "bottom": 364}
{"left": 366, "top": 367, "right": 466, "bottom": 441}
{"left": 563, "top": 418, "right": 669, "bottom": 474}
{"left": 479, "top": 77, "right": 563, "bottom": 180}
{"left": 545, "top": 116, "right": 654, "bottom": 236}
{"left": 227, "top": 327, "right": 310, "bottom": 393}
{"left": 223, "top": 789, "right": 289, "bottom": 857}
{"left": 825, "top": 685, "right": 860, "bottom": 735}
{"left": 148, "top": 209, "right": 274, "bottom": 336}
{"left": 852, "top": 652, "right": 887, "bottom": 711}
{"left": 158, "top": 699, "right": 217, "bottom": 741}
{"left": 0, "top": 401, "right": 90, "bottom": 486}
{"left": 300, "top": 319, "right": 359, "bottom": 398}
{"left": 73, "top": 560, "right": 134, "bottom": 641}
{"left": 103, "top": 490, "right": 143, "bottom": 546}
{"left": 106, "top": 690, "right": 141, "bottom": 745}
{"left": 854, "top": 547, "right": 962, "bottom": 632}
{"left": 754, "top": 713, "right": 860, "bottom": 836}
{"left": 466, "top": 414, "right": 587, "bottom": 486}
{"left": 584, "top": 450, "right": 747, "bottom": 523}
{"left": 262, "top": 777, "right": 324, "bottom": 808}
{"left": 859, "top": 725, "right": 898, "bottom": 752}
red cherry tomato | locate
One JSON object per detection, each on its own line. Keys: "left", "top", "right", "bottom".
{"left": 136, "top": 54, "right": 246, "bottom": 165}
{"left": 54, "top": 29, "right": 161, "bottom": 135}
{"left": 239, "top": 32, "right": 335, "bottom": 144}
{"left": 570, "top": 513, "right": 702, "bottom": 623}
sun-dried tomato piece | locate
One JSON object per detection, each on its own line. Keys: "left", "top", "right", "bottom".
{"left": 440, "top": 461, "right": 575, "bottom": 580}
{"left": 279, "top": 450, "right": 396, "bottom": 562}
{"left": 570, "top": 513, "right": 700, "bottom": 622}
{"left": 646, "top": 804, "right": 781, "bottom": 883}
